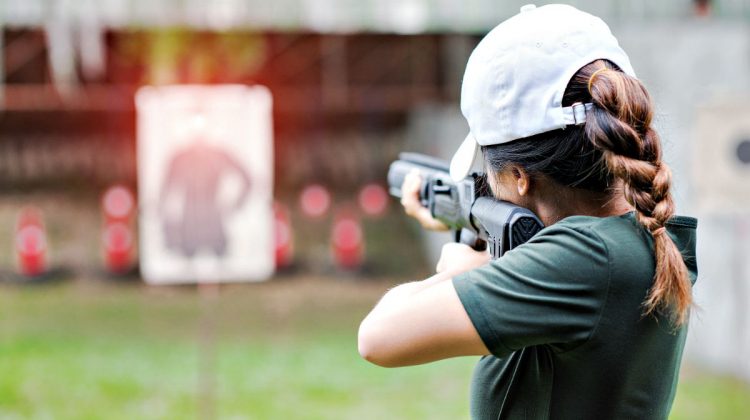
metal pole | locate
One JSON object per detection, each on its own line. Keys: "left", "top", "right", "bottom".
{"left": 735, "top": 217, "right": 750, "bottom": 378}
{"left": 321, "top": 35, "right": 347, "bottom": 111}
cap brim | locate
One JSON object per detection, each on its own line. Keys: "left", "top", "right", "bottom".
{"left": 449, "top": 133, "right": 479, "bottom": 182}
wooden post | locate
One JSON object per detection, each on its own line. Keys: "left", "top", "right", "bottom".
{"left": 197, "top": 282, "right": 219, "bottom": 420}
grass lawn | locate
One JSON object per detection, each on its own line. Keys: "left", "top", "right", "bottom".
{"left": 0, "top": 277, "right": 748, "bottom": 420}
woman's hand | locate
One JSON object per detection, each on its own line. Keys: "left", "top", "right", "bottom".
{"left": 436, "top": 242, "right": 490, "bottom": 276}
{"left": 401, "top": 170, "right": 449, "bottom": 231}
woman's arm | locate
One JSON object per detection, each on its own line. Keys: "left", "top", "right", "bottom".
{"left": 358, "top": 244, "right": 491, "bottom": 367}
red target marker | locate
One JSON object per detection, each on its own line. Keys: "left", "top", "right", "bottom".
{"left": 358, "top": 183, "right": 389, "bottom": 218}
{"left": 331, "top": 210, "right": 364, "bottom": 270}
{"left": 15, "top": 207, "right": 47, "bottom": 277}
{"left": 274, "top": 202, "right": 294, "bottom": 269}
{"left": 102, "top": 185, "right": 135, "bottom": 222}
{"left": 101, "top": 185, "right": 135, "bottom": 274}
{"left": 300, "top": 184, "right": 331, "bottom": 218}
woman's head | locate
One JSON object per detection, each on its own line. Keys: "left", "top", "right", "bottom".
{"left": 450, "top": 5, "right": 692, "bottom": 326}
{"left": 449, "top": 4, "right": 637, "bottom": 182}
{"left": 481, "top": 59, "right": 627, "bottom": 197}
{"left": 483, "top": 60, "right": 692, "bottom": 326}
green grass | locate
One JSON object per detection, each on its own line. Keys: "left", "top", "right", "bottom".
{"left": 0, "top": 279, "right": 473, "bottom": 420}
{"left": 0, "top": 279, "right": 748, "bottom": 420}
{"left": 670, "top": 369, "right": 750, "bottom": 420}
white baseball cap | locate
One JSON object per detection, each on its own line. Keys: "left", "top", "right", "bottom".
{"left": 449, "top": 3, "right": 636, "bottom": 182}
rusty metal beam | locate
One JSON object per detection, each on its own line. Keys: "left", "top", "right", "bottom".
{"left": 4, "top": 31, "right": 45, "bottom": 77}
{"left": 0, "top": 84, "right": 444, "bottom": 113}
{"left": 0, "top": 27, "right": 4, "bottom": 107}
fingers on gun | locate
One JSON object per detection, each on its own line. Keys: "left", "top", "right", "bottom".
{"left": 401, "top": 170, "right": 449, "bottom": 231}
{"left": 400, "top": 170, "right": 423, "bottom": 216}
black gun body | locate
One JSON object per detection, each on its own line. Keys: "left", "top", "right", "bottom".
{"left": 388, "top": 153, "right": 544, "bottom": 258}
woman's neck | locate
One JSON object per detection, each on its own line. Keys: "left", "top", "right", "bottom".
{"left": 531, "top": 181, "right": 633, "bottom": 226}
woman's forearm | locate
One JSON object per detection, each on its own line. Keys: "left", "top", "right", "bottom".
{"left": 367, "top": 244, "right": 489, "bottom": 322}
{"left": 358, "top": 267, "right": 489, "bottom": 367}
{"left": 358, "top": 243, "right": 491, "bottom": 366}
{"left": 372, "top": 271, "right": 454, "bottom": 311}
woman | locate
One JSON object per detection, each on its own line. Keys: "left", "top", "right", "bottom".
{"left": 358, "top": 4, "right": 698, "bottom": 419}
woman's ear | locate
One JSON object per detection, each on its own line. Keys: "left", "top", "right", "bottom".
{"left": 510, "top": 166, "right": 531, "bottom": 197}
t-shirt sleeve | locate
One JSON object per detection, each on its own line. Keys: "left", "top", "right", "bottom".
{"left": 452, "top": 223, "right": 610, "bottom": 358}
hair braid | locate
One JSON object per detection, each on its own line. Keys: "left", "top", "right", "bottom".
{"left": 584, "top": 61, "right": 692, "bottom": 325}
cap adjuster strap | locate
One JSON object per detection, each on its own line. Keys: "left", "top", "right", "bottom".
{"left": 562, "top": 102, "right": 593, "bottom": 126}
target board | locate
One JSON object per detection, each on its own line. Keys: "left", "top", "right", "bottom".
{"left": 136, "top": 85, "right": 274, "bottom": 284}
{"left": 693, "top": 98, "right": 750, "bottom": 214}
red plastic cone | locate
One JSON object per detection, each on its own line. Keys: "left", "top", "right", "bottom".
{"left": 101, "top": 185, "right": 135, "bottom": 274}
{"left": 274, "top": 202, "right": 294, "bottom": 269}
{"left": 103, "top": 222, "right": 133, "bottom": 274}
{"left": 331, "top": 210, "right": 364, "bottom": 270}
{"left": 15, "top": 207, "right": 47, "bottom": 277}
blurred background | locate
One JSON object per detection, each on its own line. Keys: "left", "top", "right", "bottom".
{"left": 1, "top": 0, "right": 749, "bottom": 418}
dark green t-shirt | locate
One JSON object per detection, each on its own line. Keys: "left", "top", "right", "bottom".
{"left": 452, "top": 212, "right": 698, "bottom": 420}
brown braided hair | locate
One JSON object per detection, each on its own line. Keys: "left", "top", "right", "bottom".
{"left": 482, "top": 59, "right": 692, "bottom": 325}
{"left": 581, "top": 60, "right": 691, "bottom": 325}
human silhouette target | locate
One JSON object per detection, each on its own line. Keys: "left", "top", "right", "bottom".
{"left": 137, "top": 85, "right": 274, "bottom": 284}
{"left": 159, "top": 138, "right": 251, "bottom": 258}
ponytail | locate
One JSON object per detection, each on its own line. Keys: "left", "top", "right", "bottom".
{"left": 583, "top": 61, "right": 692, "bottom": 326}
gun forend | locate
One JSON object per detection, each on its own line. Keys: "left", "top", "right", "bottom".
{"left": 387, "top": 153, "right": 451, "bottom": 199}
{"left": 387, "top": 152, "right": 543, "bottom": 258}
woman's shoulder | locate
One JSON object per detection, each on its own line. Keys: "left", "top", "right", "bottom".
{"left": 529, "top": 212, "right": 698, "bottom": 260}
{"left": 529, "top": 213, "right": 638, "bottom": 247}
{"left": 535, "top": 212, "right": 699, "bottom": 282}
{"left": 498, "top": 211, "right": 697, "bottom": 280}
{"left": 549, "top": 212, "right": 697, "bottom": 239}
